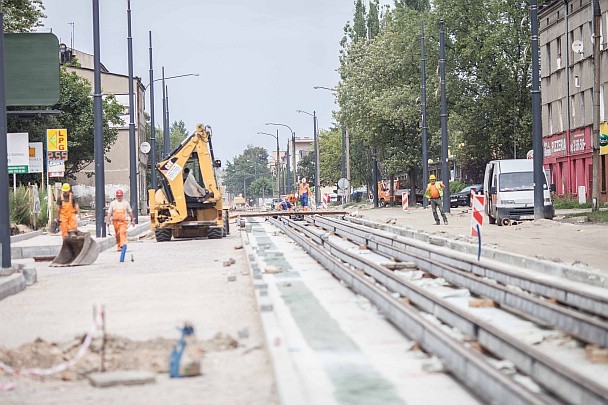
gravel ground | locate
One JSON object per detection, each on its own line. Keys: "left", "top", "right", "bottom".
{"left": 345, "top": 203, "right": 608, "bottom": 273}
{"left": 0, "top": 229, "right": 277, "bottom": 405}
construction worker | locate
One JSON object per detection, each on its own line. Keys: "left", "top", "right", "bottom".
{"left": 106, "top": 189, "right": 135, "bottom": 251}
{"left": 298, "top": 177, "right": 311, "bottom": 211}
{"left": 425, "top": 174, "right": 448, "bottom": 225}
{"left": 56, "top": 183, "right": 80, "bottom": 237}
{"left": 279, "top": 196, "right": 292, "bottom": 211}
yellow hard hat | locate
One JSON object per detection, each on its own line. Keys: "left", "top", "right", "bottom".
{"left": 429, "top": 175, "right": 436, "bottom": 180}
{"left": 61, "top": 183, "right": 71, "bottom": 192}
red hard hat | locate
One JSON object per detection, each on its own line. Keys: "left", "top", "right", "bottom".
{"left": 116, "top": 189, "right": 124, "bottom": 196}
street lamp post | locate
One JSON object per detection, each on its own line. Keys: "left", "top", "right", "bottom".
{"left": 297, "top": 109, "right": 320, "bottom": 207}
{"left": 257, "top": 131, "right": 281, "bottom": 200}
{"left": 126, "top": 0, "right": 138, "bottom": 222}
{"left": 266, "top": 123, "right": 296, "bottom": 193}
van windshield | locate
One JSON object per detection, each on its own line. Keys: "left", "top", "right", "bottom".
{"left": 499, "top": 172, "right": 546, "bottom": 192}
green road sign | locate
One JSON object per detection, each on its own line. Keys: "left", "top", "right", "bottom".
{"left": 600, "top": 133, "right": 608, "bottom": 147}
{"left": 8, "top": 166, "right": 28, "bottom": 174}
{"left": 5, "top": 33, "right": 60, "bottom": 106}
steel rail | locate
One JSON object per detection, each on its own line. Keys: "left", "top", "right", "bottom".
{"left": 311, "top": 216, "right": 608, "bottom": 347}
{"left": 273, "top": 217, "right": 608, "bottom": 405}
{"left": 268, "top": 217, "right": 551, "bottom": 405}
{"left": 345, "top": 216, "right": 608, "bottom": 314}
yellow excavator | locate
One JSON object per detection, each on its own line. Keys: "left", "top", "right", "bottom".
{"left": 148, "top": 124, "right": 229, "bottom": 241}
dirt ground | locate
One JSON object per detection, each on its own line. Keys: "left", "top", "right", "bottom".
{"left": 0, "top": 229, "right": 277, "bottom": 404}
{"left": 346, "top": 204, "right": 608, "bottom": 273}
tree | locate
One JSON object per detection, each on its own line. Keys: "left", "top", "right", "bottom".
{"left": 296, "top": 152, "right": 314, "bottom": 184}
{"left": 3, "top": 0, "right": 45, "bottom": 33}
{"left": 318, "top": 128, "right": 343, "bottom": 187}
{"left": 249, "top": 177, "right": 274, "bottom": 200}
{"left": 353, "top": 0, "right": 367, "bottom": 42}
{"left": 7, "top": 68, "right": 124, "bottom": 180}
{"left": 223, "top": 146, "right": 272, "bottom": 199}
{"left": 169, "top": 120, "right": 188, "bottom": 150}
{"left": 367, "top": 0, "right": 380, "bottom": 39}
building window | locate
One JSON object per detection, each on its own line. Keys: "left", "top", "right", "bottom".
{"left": 558, "top": 99, "right": 564, "bottom": 132}
{"left": 571, "top": 95, "right": 576, "bottom": 120}
{"left": 580, "top": 90, "right": 586, "bottom": 127}
{"left": 548, "top": 102, "right": 554, "bottom": 134}
{"left": 556, "top": 35, "right": 562, "bottom": 68}
{"left": 546, "top": 43, "right": 552, "bottom": 73}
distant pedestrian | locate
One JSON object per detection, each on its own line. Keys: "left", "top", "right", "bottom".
{"left": 425, "top": 175, "right": 448, "bottom": 225}
{"left": 56, "top": 183, "right": 80, "bottom": 237}
{"left": 106, "top": 189, "right": 135, "bottom": 251}
{"left": 298, "top": 178, "right": 311, "bottom": 211}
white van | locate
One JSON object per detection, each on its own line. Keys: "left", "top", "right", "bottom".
{"left": 483, "top": 159, "right": 555, "bottom": 226}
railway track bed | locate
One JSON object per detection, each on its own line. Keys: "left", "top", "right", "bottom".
{"left": 243, "top": 214, "right": 608, "bottom": 404}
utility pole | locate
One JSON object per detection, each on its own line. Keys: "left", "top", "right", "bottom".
{"left": 276, "top": 130, "right": 280, "bottom": 199}
{"left": 421, "top": 21, "right": 429, "bottom": 209}
{"left": 162, "top": 67, "right": 168, "bottom": 157}
{"left": 439, "top": 19, "right": 450, "bottom": 213}
{"left": 372, "top": 147, "right": 379, "bottom": 208}
{"left": 292, "top": 132, "right": 296, "bottom": 190}
{"left": 0, "top": 3, "right": 11, "bottom": 268}
{"left": 126, "top": 0, "right": 138, "bottom": 222}
{"left": 93, "top": 0, "right": 106, "bottom": 237}
{"left": 592, "top": 0, "right": 601, "bottom": 211}
{"left": 148, "top": 32, "right": 157, "bottom": 190}
{"left": 531, "top": 0, "right": 544, "bottom": 220}
{"left": 313, "top": 112, "right": 320, "bottom": 207}
{"left": 345, "top": 128, "right": 350, "bottom": 202}
{"left": 285, "top": 139, "right": 291, "bottom": 194}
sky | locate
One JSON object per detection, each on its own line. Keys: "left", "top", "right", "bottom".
{"left": 39, "top": 0, "right": 389, "bottom": 162}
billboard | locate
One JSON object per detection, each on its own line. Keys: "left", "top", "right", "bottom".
{"left": 7, "top": 132, "right": 29, "bottom": 174}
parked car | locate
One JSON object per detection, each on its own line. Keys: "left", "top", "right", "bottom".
{"left": 351, "top": 190, "right": 367, "bottom": 202}
{"left": 450, "top": 184, "right": 482, "bottom": 208}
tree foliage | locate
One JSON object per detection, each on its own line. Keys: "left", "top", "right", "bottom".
{"left": 223, "top": 146, "right": 273, "bottom": 200}
{"left": 7, "top": 68, "right": 123, "bottom": 180}
{"left": 2, "top": 0, "right": 45, "bottom": 32}
{"left": 169, "top": 120, "right": 188, "bottom": 151}
{"left": 337, "top": 0, "right": 534, "bottom": 184}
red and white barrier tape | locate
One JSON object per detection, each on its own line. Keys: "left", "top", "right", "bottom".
{"left": 0, "top": 307, "right": 104, "bottom": 377}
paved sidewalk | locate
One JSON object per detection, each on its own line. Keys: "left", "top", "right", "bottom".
{"left": 345, "top": 204, "right": 608, "bottom": 274}
{"left": 0, "top": 228, "right": 276, "bottom": 404}
{"left": 9, "top": 217, "right": 151, "bottom": 260}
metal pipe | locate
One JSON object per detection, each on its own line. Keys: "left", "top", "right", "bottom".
{"left": 439, "top": 19, "right": 450, "bottom": 213}
{"left": 161, "top": 67, "right": 168, "bottom": 156}
{"left": 592, "top": 0, "right": 601, "bottom": 211}
{"left": 531, "top": 0, "right": 544, "bottom": 219}
{"left": 0, "top": 4, "right": 10, "bottom": 268}
{"left": 148, "top": 31, "right": 157, "bottom": 190}
{"left": 127, "top": 0, "right": 138, "bottom": 222}
{"left": 93, "top": 0, "right": 106, "bottom": 237}
{"left": 421, "top": 21, "right": 429, "bottom": 209}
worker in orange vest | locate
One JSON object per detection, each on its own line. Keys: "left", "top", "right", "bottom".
{"left": 55, "top": 183, "right": 80, "bottom": 237}
{"left": 105, "top": 189, "right": 135, "bottom": 251}
{"left": 298, "top": 178, "right": 311, "bottom": 211}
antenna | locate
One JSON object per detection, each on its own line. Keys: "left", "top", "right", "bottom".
{"left": 68, "top": 22, "right": 75, "bottom": 50}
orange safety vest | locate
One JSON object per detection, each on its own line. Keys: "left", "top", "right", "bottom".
{"left": 112, "top": 201, "right": 128, "bottom": 222}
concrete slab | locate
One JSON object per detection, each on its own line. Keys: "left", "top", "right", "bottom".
{"left": 87, "top": 371, "right": 157, "bottom": 388}
{"left": 0, "top": 273, "right": 26, "bottom": 301}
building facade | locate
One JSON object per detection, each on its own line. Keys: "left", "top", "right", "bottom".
{"left": 62, "top": 49, "right": 148, "bottom": 212}
{"left": 540, "top": 0, "right": 608, "bottom": 202}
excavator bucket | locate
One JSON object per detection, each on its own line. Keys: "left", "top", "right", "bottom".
{"left": 50, "top": 230, "right": 100, "bottom": 267}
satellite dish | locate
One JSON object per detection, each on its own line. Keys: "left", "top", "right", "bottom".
{"left": 572, "top": 40, "right": 584, "bottom": 54}
{"left": 140, "top": 141, "right": 151, "bottom": 154}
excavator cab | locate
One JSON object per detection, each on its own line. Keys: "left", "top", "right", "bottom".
{"left": 149, "top": 124, "right": 229, "bottom": 242}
